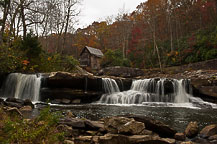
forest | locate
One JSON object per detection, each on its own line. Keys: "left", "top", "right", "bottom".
{"left": 0, "top": 0, "right": 217, "bottom": 73}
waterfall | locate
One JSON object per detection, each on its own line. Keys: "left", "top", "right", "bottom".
{"left": 1, "top": 73, "right": 41, "bottom": 102}
{"left": 102, "top": 78, "right": 120, "bottom": 94}
{"left": 98, "top": 78, "right": 193, "bottom": 104}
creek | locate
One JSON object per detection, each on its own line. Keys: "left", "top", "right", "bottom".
{"left": 1, "top": 73, "right": 217, "bottom": 132}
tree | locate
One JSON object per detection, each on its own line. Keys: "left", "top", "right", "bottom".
{"left": 0, "top": 0, "right": 11, "bottom": 43}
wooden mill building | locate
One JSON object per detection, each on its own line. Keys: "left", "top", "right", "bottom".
{"left": 79, "top": 46, "right": 104, "bottom": 70}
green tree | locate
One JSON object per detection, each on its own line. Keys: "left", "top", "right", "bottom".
{"left": 101, "top": 49, "right": 130, "bottom": 67}
{"left": 20, "top": 31, "right": 42, "bottom": 59}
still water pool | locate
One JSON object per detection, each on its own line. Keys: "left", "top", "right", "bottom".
{"left": 50, "top": 103, "right": 217, "bottom": 132}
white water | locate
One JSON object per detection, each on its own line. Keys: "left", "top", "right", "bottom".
{"left": 1, "top": 73, "right": 41, "bottom": 102}
{"left": 102, "top": 78, "right": 120, "bottom": 94}
{"left": 98, "top": 78, "right": 216, "bottom": 108}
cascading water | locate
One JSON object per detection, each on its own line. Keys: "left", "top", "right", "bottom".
{"left": 1, "top": 73, "right": 41, "bottom": 102}
{"left": 98, "top": 78, "right": 199, "bottom": 105}
{"left": 102, "top": 78, "right": 120, "bottom": 94}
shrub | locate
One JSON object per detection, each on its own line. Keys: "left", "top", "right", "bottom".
{"left": 0, "top": 106, "right": 64, "bottom": 143}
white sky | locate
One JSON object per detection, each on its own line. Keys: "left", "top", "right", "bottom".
{"left": 76, "top": 0, "right": 144, "bottom": 29}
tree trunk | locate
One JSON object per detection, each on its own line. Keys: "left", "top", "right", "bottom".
{"left": 0, "top": 0, "right": 11, "bottom": 43}
{"left": 20, "top": 0, "right": 27, "bottom": 38}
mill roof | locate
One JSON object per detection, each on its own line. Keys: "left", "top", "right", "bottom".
{"left": 81, "top": 46, "right": 104, "bottom": 58}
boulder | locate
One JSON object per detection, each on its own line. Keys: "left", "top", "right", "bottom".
{"left": 41, "top": 88, "right": 102, "bottom": 103}
{"left": 74, "top": 136, "right": 93, "bottom": 144}
{"left": 98, "top": 134, "right": 130, "bottom": 144}
{"left": 61, "top": 99, "right": 71, "bottom": 104}
{"left": 191, "top": 79, "right": 217, "bottom": 101}
{"left": 139, "top": 129, "right": 154, "bottom": 135}
{"left": 128, "top": 135, "right": 176, "bottom": 144}
{"left": 47, "top": 72, "right": 102, "bottom": 92}
{"left": 180, "top": 142, "right": 195, "bottom": 144}
{"left": 128, "top": 135, "right": 153, "bottom": 143}
{"left": 103, "top": 116, "right": 145, "bottom": 135}
{"left": 126, "top": 116, "right": 177, "bottom": 138}
{"left": 117, "top": 120, "right": 145, "bottom": 135}
{"left": 23, "top": 99, "right": 34, "bottom": 109}
{"left": 192, "top": 137, "right": 211, "bottom": 144}
{"left": 208, "top": 134, "right": 217, "bottom": 140}
{"left": 66, "top": 111, "right": 75, "bottom": 118}
{"left": 84, "top": 120, "right": 105, "bottom": 131}
{"left": 58, "top": 118, "right": 85, "bottom": 129}
{"left": 3, "top": 101, "right": 23, "bottom": 108}
{"left": 19, "top": 106, "right": 33, "bottom": 112}
{"left": 85, "top": 131, "right": 98, "bottom": 136}
{"left": 64, "top": 140, "right": 74, "bottom": 144}
{"left": 185, "top": 121, "right": 199, "bottom": 138}
{"left": 51, "top": 99, "right": 62, "bottom": 104}
{"left": 0, "top": 98, "right": 4, "bottom": 103}
{"left": 200, "top": 124, "right": 217, "bottom": 138}
{"left": 6, "top": 97, "right": 24, "bottom": 105}
{"left": 174, "top": 133, "right": 186, "bottom": 141}
{"left": 71, "top": 99, "right": 81, "bottom": 104}
{"left": 49, "top": 71, "right": 79, "bottom": 79}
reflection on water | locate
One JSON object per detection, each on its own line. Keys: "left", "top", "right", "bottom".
{"left": 51, "top": 104, "right": 217, "bottom": 132}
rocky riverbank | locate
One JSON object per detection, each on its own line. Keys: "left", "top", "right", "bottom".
{"left": 0, "top": 98, "right": 217, "bottom": 144}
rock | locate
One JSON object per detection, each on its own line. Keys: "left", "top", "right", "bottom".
{"left": 180, "top": 141, "right": 195, "bottom": 144}
{"left": 200, "top": 124, "right": 217, "bottom": 138}
{"left": 99, "top": 134, "right": 130, "bottom": 144}
{"left": 3, "top": 101, "right": 23, "bottom": 108}
{"left": 103, "top": 117, "right": 132, "bottom": 134}
{"left": 41, "top": 88, "right": 102, "bottom": 104}
{"left": 191, "top": 79, "right": 217, "bottom": 101}
{"left": 19, "top": 106, "right": 32, "bottom": 112}
{"left": 58, "top": 118, "right": 85, "bottom": 129}
{"left": 74, "top": 136, "right": 93, "bottom": 144}
{"left": 66, "top": 111, "right": 75, "bottom": 118}
{"left": 128, "top": 135, "right": 176, "bottom": 144}
{"left": 126, "top": 116, "right": 177, "bottom": 138}
{"left": 192, "top": 137, "right": 211, "bottom": 144}
{"left": 71, "top": 99, "right": 81, "bottom": 104}
{"left": 51, "top": 99, "right": 62, "bottom": 104}
{"left": 49, "top": 71, "right": 78, "bottom": 79}
{"left": 174, "top": 133, "right": 186, "bottom": 141}
{"left": 57, "top": 124, "right": 73, "bottom": 137}
{"left": 6, "top": 98, "right": 24, "bottom": 105}
{"left": 208, "top": 134, "right": 217, "bottom": 140}
{"left": 0, "top": 98, "right": 4, "bottom": 103}
{"left": 139, "top": 129, "right": 155, "bottom": 135}
{"left": 160, "top": 138, "right": 176, "bottom": 144}
{"left": 84, "top": 120, "right": 105, "bottom": 131}
{"left": 86, "top": 131, "right": 98, "bottom": 136}
{"left": 128, "top": 135, "right": 153, "bottom": 143}
{"left": 6, "top": 107, "right": 23, "bottom": 117}
{"left": 64, "top": 140, "right": 74, "bottom": 144}
{"left": 117, "top": 120, "right": 145, "bottom": 135}
{"left": 185, "top": 121, "right": 199, "bottom": 138}
{"left": 23, "top": 99, "right": 34, "bottom": 108}
{"left": 103, "top": 116, "right": 145, "bottom": 135}
{"left": 61, "top": 99, "right": 71, "bottom": 104}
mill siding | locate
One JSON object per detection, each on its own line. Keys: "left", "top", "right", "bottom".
{"left": 80, "top": 46, "right": 103, "bottom": 70}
